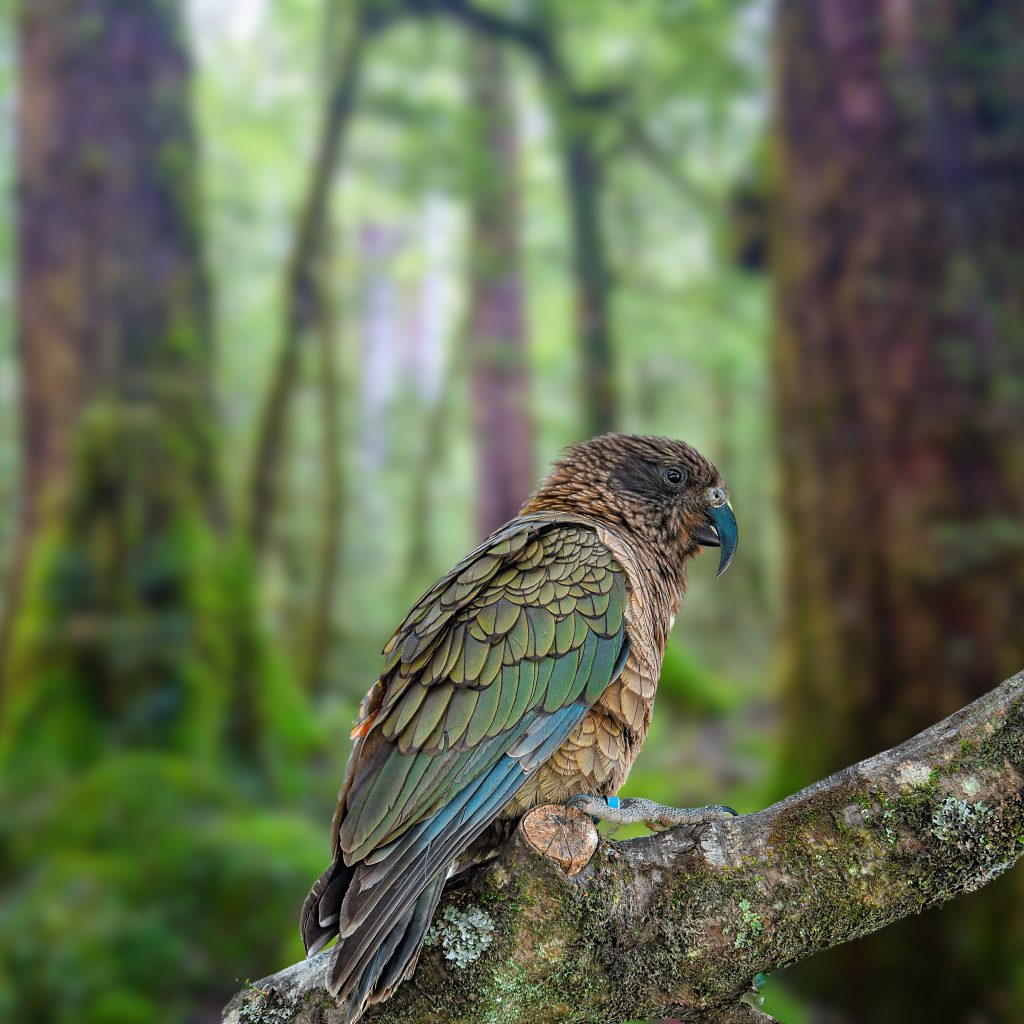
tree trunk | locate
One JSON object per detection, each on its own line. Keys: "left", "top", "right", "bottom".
{"left": 2, "top": 0, "right": 288, "bottom": 781}
{"left": 0, "top": 0, "right": 217, "bottom": 679}
{"left": 561, "top": 124, "right": 617, "bottom": 438}
{"left": 246, "top": 2, "right": 370, "bottom": 558}
{"left": 405, "top": 328, "right": 463, "bottom": 584}
{"left": 773, "top": 2, "right": 1024, "bottom": 1019}
{"left": 466, "top": 37, "right": 533, "bottom": 536}
{"left": 399, "top": 1, "right": 619, "bottom": 438}
{"left": 15, "top": 0, "right": 213, "bottom": 535}
{"left": 301, "top": 224, "right": 344, "bottom": 695}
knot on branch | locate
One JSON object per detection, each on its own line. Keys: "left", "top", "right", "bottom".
{"left": 519, "top": 801, "right": 599, "bottom": 875}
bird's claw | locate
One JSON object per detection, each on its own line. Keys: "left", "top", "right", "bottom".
{"left": 566, "top": 794, "right": 613, "bottom": 820}
{"left": 566, "top": 794, "right": 738, "bottom": 831}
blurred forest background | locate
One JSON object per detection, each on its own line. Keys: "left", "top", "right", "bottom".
{"left": 1, "top": 1, "right": 1023, "bottom": 1023}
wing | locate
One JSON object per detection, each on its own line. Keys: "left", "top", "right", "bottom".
{"left": 319, "top": 516, "right": 629, "bottom": 1000}
{"left": 339, "top": 516, "right": 628, "bottom": 859}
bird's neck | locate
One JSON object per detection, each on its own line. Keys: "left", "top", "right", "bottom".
{"left": 593, "top": 522, "right": 688, "bottom": 653}
{"left": 638, "top": 539, "right": 689, "bottom": 639}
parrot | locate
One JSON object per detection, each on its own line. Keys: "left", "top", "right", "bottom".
{"left": 300, "top": 433, "right": 739, "bottom": 1022}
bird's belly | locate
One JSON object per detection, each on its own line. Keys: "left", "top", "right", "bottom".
{"left": 501, "top": 668, "right": 655, "bottom": 816}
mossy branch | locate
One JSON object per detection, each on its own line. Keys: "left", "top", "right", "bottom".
{"left": 224, "top": 671, "right": 1024, "bottom": 1024}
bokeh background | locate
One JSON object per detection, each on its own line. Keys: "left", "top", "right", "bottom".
{"left": 2, "top": 1, "right": 1023, "bottom": 1022}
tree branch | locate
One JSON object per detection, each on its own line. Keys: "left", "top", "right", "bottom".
{"left": 621, "top": 115, "right": 716, "bottom": 208}
{"left": 400, "top": 0, "right": 628, "bottom": 108}
{"left": 224, "top": 671, "right": 1024, "bottom": 1023}
{"left": 400, "top": 0, "right": 563, "bottom": 79}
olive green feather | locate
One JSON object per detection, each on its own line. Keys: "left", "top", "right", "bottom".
{"left": 464, "top": 676, "right": 504, "bottom": 746}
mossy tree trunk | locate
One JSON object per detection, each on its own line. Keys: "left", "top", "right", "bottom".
{"left": 466, "top": 37, "right": 534, "bottom": 536}
{"left": 772, "top": 2, "right": 1024, "bottom": 1019}
{"left": 300, "top": 220, "right": 345, "bottom": 696}
{"left": 15, "top": 0, "right": 214, "bottom": 537}
{"left": 0, "top": 0, "right": 217, "bottom": 677}
{"left": 2, "top": 0, "right": 297, "bottom": 786}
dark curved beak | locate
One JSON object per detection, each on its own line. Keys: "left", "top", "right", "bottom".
{"left": 693, "top": 500, "right": 738, "bottom": 577}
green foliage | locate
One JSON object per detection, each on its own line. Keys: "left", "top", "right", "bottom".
{"left": 0, "top": 754, "right": 323, "bottom": 1024}
{"left": 0, "top": 400, "right": 317, "bottom": 790}
{"left": 1, "top": 403, "right": 228, "bottom": 781}
{"left": 659, "top": 637, "right": 740, "bottom": 716}
{"left": 0, "top": 401, "right": 320, "bottom": 1020}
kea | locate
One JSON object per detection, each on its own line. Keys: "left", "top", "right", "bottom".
{"left": 301, "top": 433, "right": 738, "bottom": 1021}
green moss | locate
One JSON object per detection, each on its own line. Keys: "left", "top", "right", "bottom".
{"left": 1, "top": 405, "right": 218, "bottom": 777}
{"left": 733, "top": 899, "right": 764, "bottom": 949}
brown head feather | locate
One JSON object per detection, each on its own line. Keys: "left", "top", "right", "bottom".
{"left": 521, "top": 433, "right": 727, "bottom": 589}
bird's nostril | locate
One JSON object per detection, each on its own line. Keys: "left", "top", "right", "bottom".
{"left": 708, "top": 486, "right": 726, "bottom": 507}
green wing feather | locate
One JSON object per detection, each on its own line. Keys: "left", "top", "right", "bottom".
{"left": 337, "top": 516, "right": 629, "bottom": 865}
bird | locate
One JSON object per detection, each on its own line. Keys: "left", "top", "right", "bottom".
{"left": 300, "top": 433, "right": 738, "bottom": 1022}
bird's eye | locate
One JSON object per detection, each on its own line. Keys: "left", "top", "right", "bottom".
{"left": 662, "top": 465, "right": 687, "bottom": 487}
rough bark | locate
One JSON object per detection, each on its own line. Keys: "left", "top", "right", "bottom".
{"left": 772, "top": 2, "right": 1024, "bottom": 1017}
{"left": 225, "top": 670, "right": 1024, "bottom": 1024}
{"left": 466, "top": 37, "right": 533, "bottom": 535}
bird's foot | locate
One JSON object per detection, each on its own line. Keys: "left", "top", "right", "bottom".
{"left": 567, "top": 794, "right": 738, "bottom": 832}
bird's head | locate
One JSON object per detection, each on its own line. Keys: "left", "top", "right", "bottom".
{"left": 522, "top": 433, "right": 738, "bottom": 576}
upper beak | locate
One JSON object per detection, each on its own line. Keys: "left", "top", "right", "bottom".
{"left": 692, "top": 499, "right": 738, "bottom": 577}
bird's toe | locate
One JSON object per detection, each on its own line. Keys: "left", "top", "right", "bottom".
{"left": 566, "top": 793, "right": 607, "bottom": 820}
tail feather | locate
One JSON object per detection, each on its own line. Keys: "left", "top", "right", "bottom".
{"left": 341, "top": 873, "right": 446, "bottom": 1022}
{"left": 376, "top": 872, "right": 445, "bottom": 994}
{"left": 302, "top": 743, "right": 560, "bottom": 1022}
{"left": 318, "top": 870, "right": 352, "bottom": 927}
{"left": 300, "top": 842, "right": 453, "bottom": 1020}
{"left": 329, "top": 761, "right": 525, "bottom": 1003}
{"left": 341, "top": 756, "right": 523, "bottom": 937}
{"left": 301, "top": 860, "right": 354, "bottom": 956}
